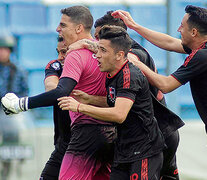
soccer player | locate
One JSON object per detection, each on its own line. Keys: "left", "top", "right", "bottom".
{"left": 58, "top": 25, "right": 165, "bottom": 180}
{"left": 40, "top": 37, "right": 71, "bottom": 180}
{"left": 1, "top": 6, "right": 116, "bottom": 180}
{"left": 112, "top": 6, "right": 207, "bottom": 133}
{"left": 66, "top": 11, "right": 184, "bottom": 180}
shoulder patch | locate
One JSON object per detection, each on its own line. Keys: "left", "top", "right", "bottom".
{"left": 51, "top": 62, "right": 61, "bottom": 70}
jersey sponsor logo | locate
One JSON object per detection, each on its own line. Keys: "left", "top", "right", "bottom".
{"left": 134, "top": 151, "right": 140, "bottom": 155}
{"left": 51, "top": 62, "right": 61, "bottom": 70}
{"left": 109, "top": 86, "right": 116, "bottom": 102}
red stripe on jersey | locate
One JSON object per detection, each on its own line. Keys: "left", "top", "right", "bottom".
{"left": 170, "top": 74, "right": 182, "bottom": 84}
{"left": 141, "top": 158, "right": 148, "bottom": 180}
{"left": 184, "top": 43, "right": 206, "bottom": 67}
{"left": 123, "top": 63, "right": 130, "bottom": 89}
{"left": 45, "top": 59, "right": 58, "bottom": 70}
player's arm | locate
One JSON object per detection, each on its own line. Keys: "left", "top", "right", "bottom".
{"left": 67, "top": 39, "right": 98, "bottom": 54}
{"left": 112, "top": 10, "right": 185, "bottom": 54}
{"left": 58, "top": 96, "right": 133, "bottom": 124}
{"left": 136, "top": 60, "right": 181, "bottom": 93}
{"left": 44, "top": 76, "right": 59, "bottom": 92}
{"left": 44, "top": 60, "right": 62, "bottom": 92}
{"left": 1, "top": 77, "right": 77, "bottom": 115}
{"left": 71, "top": 90, "right": 108, "bottom": 107}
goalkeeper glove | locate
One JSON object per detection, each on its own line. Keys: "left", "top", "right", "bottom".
{"left": 1, "top": 93, "right": 28, "bottom": 115}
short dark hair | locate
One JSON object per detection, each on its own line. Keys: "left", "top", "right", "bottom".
{"left": 185, "top": 5, "right": 207, "bottom": 35}
{"left": 99, "top": 25, "right": 132, "bottom": 57}
{"left": 94, "top": 11, "right": 127, "bottom": 30}
{"left": 61, "top": 6, "right": 93, "bottom": 31}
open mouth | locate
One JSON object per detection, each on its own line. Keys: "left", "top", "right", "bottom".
{"left": 57, "top": 35, "right": 66, "bottom": 45}
{"left": 97, "top": 59, "right": 101, "bottom": 67}
{"left": 57, "top": 35, "right": 64, "bottom": 42}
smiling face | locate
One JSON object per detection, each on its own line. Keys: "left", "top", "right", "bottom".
{"left": 96, "top": 39, "right": 117, "bottom": 75}
{"left": 56, "top": 15, "right": 79, "bottom": 47}
{"left": 177, "top": 13, "right": 194, "bottom": 48}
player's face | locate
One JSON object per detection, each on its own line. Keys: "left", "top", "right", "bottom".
{"left": 56, "top": 41, "right": 68, "bottom": 61}
{"left": 94, "top": 26, "right": 101, "bottom": 40}
{"left": 56, "top": 15, "right": 78, "bottom": 47}
{"left": 0, "top": 47, "right": 11, "bottom": 63}
{"left": 177, "top": 13, "right": 193, "bottom": 48}
{"left": 96, "top": 39, "right": 117, "bottom": 75}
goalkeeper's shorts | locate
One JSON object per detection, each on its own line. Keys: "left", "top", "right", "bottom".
{"left": 59, "top": 124, "right": 117, "bottom": 180}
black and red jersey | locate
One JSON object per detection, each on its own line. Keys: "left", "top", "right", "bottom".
{"left": 106, "top": 61, "right": 164, "bottom": 163}
{"left": 45, "top": 59, "right": 71, "bottom": 144}
{"left": 172, "top": 42, "right": 207, "bottom": 126}
{"left": 130, "top": 40, "right": 184, "bottom": 139}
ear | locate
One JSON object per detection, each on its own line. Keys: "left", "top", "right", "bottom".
{"left": 75, "top": 24, "right": 84, "bottom": 34}
{"left": 191, "top": 28, "right": 198, "bottom": 37}
{"left": 116, "top": 51, "right": 125, "bottom": 61}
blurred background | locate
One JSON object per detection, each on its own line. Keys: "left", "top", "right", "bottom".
{"left": 0, "top": 0, "right": 206, "bottom": 179}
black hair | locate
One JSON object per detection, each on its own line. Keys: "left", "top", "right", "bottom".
{"left": 185, "top": 5, "right": 207, "bottom": 35}
{"left": 94, "top": 11, "right": 127, "bottom": 30}
{"left": 61, "top": 6, "right": 93, "bottom": 31}
{"left": 99, "top": 25, "right": 132, "bottom": 57}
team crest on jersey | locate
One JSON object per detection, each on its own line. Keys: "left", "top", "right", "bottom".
{"left": 51, "top": 62, "right": 61, "bottom": 70}
{"left": 109, "top": 87, "right": 116, "bottom": 102}
{"left": 92, "top": 53, "right": 97, "bottom": 59}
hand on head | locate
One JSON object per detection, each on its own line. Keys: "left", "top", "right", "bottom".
{"left": 111, "top": 10, "right": 136, "bottom": 29}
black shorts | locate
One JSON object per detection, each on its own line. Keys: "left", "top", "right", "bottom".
{"left": 110, "top": 152, "right": 163, "bottom": 180}
{"left": 161, "top": 130, "right": 180, "bottom": 180}
{"left": 67, "top": 124, "right": 117, "bottom": 163}
{"left": 39, "top": 138, "right": 68, "bottom": 180}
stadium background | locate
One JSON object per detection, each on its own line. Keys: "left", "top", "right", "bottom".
{"left": 0, "top": 0, "right": 206, "bottom": 179}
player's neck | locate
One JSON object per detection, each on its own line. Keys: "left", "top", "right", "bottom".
{"left": 78, "top": 33, "right": 93, "bottom": 41}
{"left": 109, "top": 59, "right": 128, "bottom": 77}
{"left": 191, "top": 36, "right": 207, "bottom": 50}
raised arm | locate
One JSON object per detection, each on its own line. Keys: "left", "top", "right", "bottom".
{"left": 136, "top": 60, "right": 181, "bottom": 93}
{"left": 112, "top": 10, "right": 186, "bottom": 53}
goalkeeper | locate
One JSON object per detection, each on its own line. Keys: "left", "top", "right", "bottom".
{"left": 2, "top": 6, "right": 116, "bottom": 180}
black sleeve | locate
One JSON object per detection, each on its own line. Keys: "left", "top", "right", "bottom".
{"left": 116, "top": 65, "right": 142, "bottom": 101}
{"left": 28, "top": 77, "right": 77, "bottom": 109}
{"left": 172, "top": 50, "right": 207, "bottom": 84}
{"left": 45, "top": 60, "right": 62, "bottom": 79}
